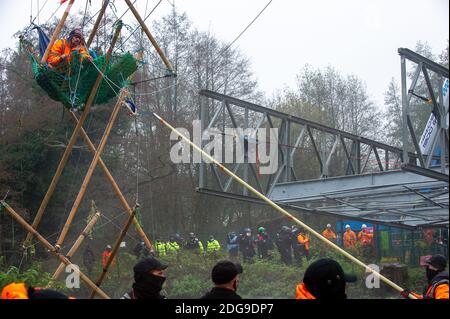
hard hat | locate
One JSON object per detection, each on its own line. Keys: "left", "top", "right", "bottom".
{"left": 327, "top": 224, "right": 332, "bottom": 228}
{"left": 189, "top": 232, "right": 195, "bottom": 237}
{"left": 345, "top": 225, "right": 350, "bottom": 229}
{"left": 258, "top": 227, "right": 265, "bottom": 233}
{"left": 106, "top": 245, "right": 112, "bottom": 250}
{"left": 362, "top": 224, "right": 367, "bottom": 229}
{"left": 243, "top": 228, "right": 251, "bottom": 233}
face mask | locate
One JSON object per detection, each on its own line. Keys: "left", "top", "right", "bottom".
{"left": 426, "top": 267, "right": 439, "bottom": 283}
{"left": 133, "top": 273, "right": 166, "bottom": 298}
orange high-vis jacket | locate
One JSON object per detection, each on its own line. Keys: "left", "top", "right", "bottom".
{"left": 424, "top": 280, "right": 449, "bottom": 299}
{"left": 297, "top": 233, "right": 310, "bottom": 250}
{"left": 322, "top": 229, "right": 337, "bottom": 241}
{"left": 423, "top": 229, "right": 435, "bottom": 246}
{"left": 1, "top": 282, "right": 29, "bottom": 299}
{"left": 47, "top": 39, "right": 91, "bottom": 67}
{"left": 295, "top": 283, "right": 316, "bottom": 299}
{"left": 358, "top": 231, "right": 373, "bottom": 246}
{"left": 343, "top": 230, "right": 357, "bottom": 249}
{"left": 102, "top": 250, "right": 115, "bottom": 268}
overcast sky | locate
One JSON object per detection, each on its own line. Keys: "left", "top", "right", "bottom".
{"left": 0, "top": 0, "right": 448, "bottom": 108}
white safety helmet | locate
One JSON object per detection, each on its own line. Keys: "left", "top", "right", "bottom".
{"left": 345, "top": 225, "right": 350, "bottom": 229}
{"left": 362, "top": 224, "right": 367, "bottom": 229}
{"left": 327, "top": 224, "right": 332, "bottom": 228}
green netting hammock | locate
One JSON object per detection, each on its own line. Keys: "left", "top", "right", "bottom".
{"left": 31, "top": 51, "right": 138, "bottom": 109}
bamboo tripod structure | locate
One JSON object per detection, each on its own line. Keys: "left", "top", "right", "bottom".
{"left": 21, "top": 1, "right": 176, "bottom": 256}
{"left": 55, "top": 81, "right": 133, "bottom": 249}
{"left": 23, "top": 20, "right": 123, "bottom": 248}
{"left": 151, "top": 112, "right": 418, "bottom": 300}
{"left": 1, "top": 201, "right": 110, "bottom": 299}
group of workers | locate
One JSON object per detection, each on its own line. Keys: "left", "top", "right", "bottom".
{"left": 224, "top": 223, "right": 372, "bottom": 266}
{"left": 134, "top": 232, "right": 222, "bottom": 259}
{"left": 342, "top": 224, "right": 374, "bottom": 258}
{"left": 2, "top": 253, "right": 447, "bottom": 299}
{"left": 112, "top": 223, "right": 373, "bottom": 270}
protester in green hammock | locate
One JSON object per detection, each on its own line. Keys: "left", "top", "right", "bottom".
{"left": 47, "top": 28, "right": 92, "bottom": 68}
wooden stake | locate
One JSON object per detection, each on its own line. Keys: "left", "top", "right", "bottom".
{"left": 86, "top": 0, "right": 110, "bottom": 48}
{"left": 40, "top": 0, "right": 75, "bottom": 64}
{"left": 89, "top": 207, "right": 137, "bottom": 299}
{"left": 124, "top": 0, "right": 174, "bottom": 72}
{"left": 23, "top": 22, "right": 123, "bottom": 249}
{"left": 69, "top": 111, "right": 154, "bottom": 251}
{"left": 51, "top": 212, "right": 101, "bottom": 281}
{"left": 1, "top": 201, "right": 110, "bottom": 299}
{"left": 151, "top": 112, "right": 418, "bottom": 300}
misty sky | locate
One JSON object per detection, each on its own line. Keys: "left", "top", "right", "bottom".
{"left": 0, "top": 0, "right": 448, "bottom": 108}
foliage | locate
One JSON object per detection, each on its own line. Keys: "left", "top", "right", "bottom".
{"left": 0, "top": 262, "right": 65, "bottom": 291}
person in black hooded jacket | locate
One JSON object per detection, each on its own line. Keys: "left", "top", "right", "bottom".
{"left": 201, "top": 260, "right": 243, "bottom": 299}
{"left": 122, "top": 257, "right": 168, "bottom": 299}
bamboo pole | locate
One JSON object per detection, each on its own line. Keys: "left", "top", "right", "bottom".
{"left": 0, "top": 201, "right": 110, "bottom": 299}
{"left": 86, "top": 0, "right": 110, "bottom": 48}
{"left": 68, "top": 111, "right": 154, "bottom": 252}
{"left": 51, "top": 212, "right": 101, "bottom": 281}
{"left": 89, "top": 207, "right": 137, "bottom": 299}
{"left": 151, "top": 112, "right": 418, "bottom": 300}
{"left": 124, "top": 0, "right": 174, "bottom": 72}
{"left": 23, "top": 22, "right": 123, "bottom": 249}
{"left": 56, "top": 49, "right": 146, "bottom": 250}
{"left": 40, "top": 0, "right": 75, "bottom": 64}
{"left": 56, "top": 88, "right": 127, "bottom": 249}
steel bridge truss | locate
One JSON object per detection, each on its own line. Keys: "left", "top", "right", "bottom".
{"left": 399, "top": 48, "right": 449, "bottom": 182}
{"left": 197, "top": 82, "right": 448, "bottom": 229}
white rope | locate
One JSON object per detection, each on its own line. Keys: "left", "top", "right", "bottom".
{"left": 44, "top": 2, "right": 63, "bottom": 26}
